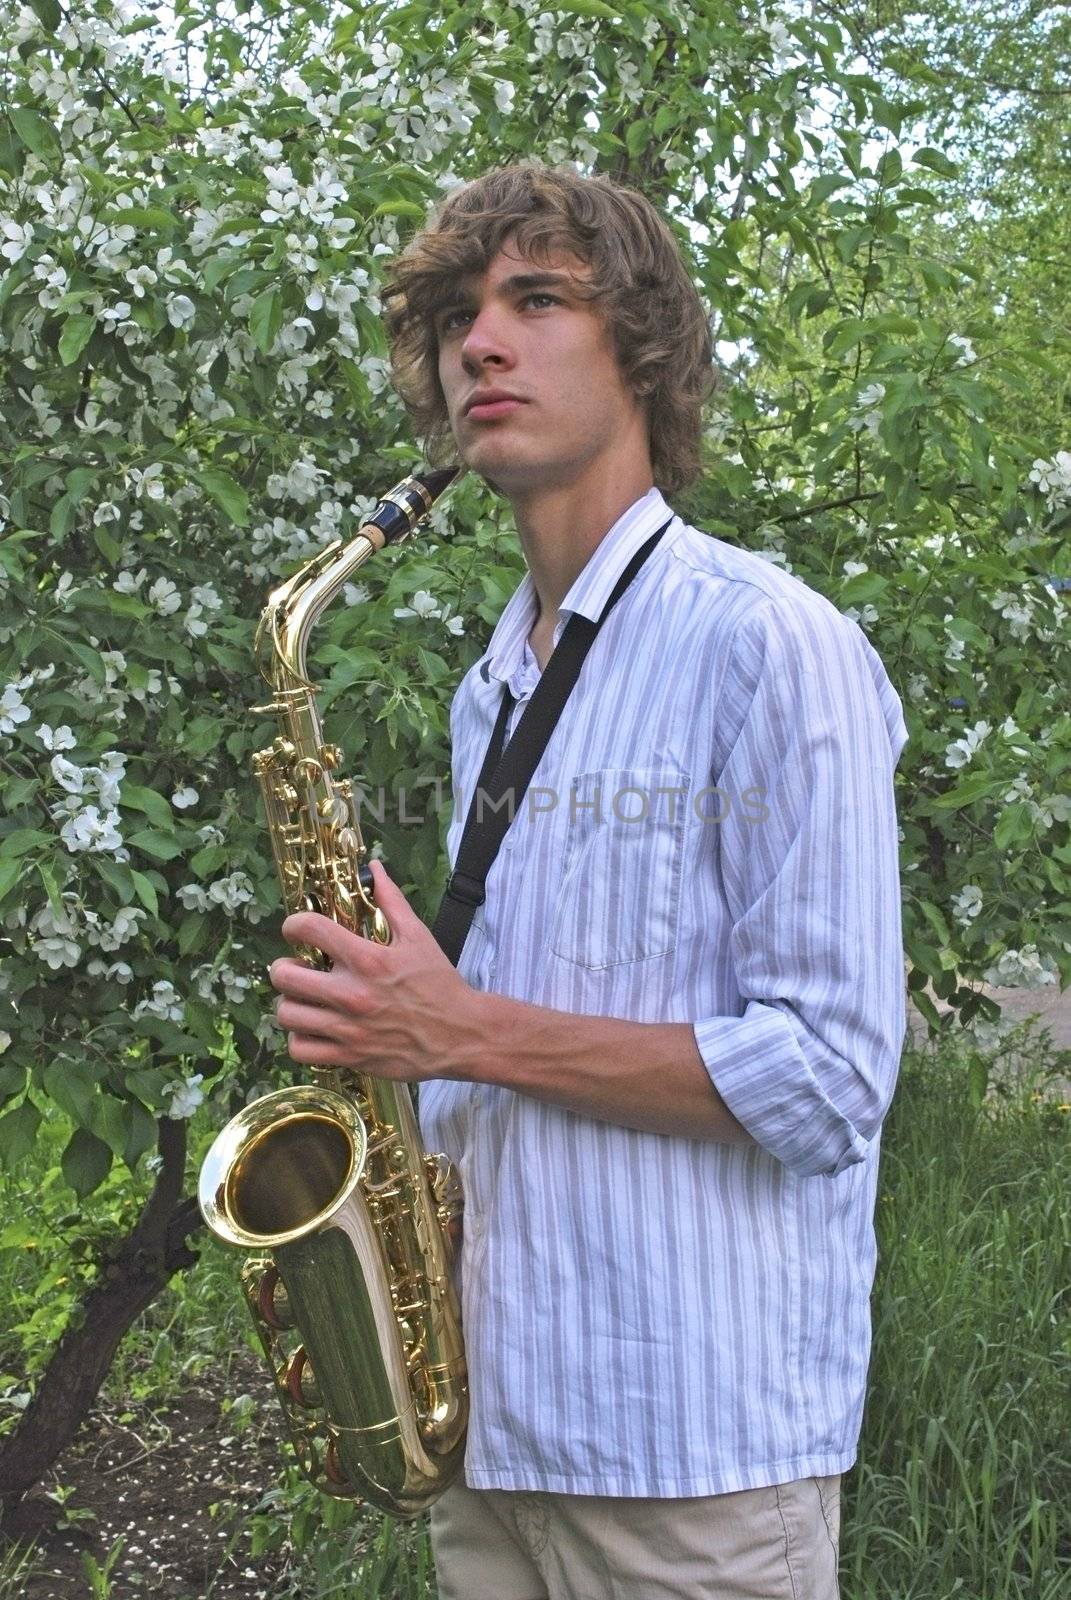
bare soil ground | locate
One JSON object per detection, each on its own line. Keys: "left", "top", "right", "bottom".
{"left": 4, "top": 1350, "right": 289, "bottom": 1600}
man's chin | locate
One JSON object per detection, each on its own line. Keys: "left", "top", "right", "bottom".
{"left": 458, "top": 442, "right": 546, "bottom": 496}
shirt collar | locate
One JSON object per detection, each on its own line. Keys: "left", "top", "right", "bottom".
{"left": 480, "top": 488, "right": 675, "bottom": 688}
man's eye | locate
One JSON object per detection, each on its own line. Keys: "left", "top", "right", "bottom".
{"left": 438, "top": 308, "right": 473, "bottom": 334}
{"left": 522, "top": 292, "right": 559, "bottom": 310}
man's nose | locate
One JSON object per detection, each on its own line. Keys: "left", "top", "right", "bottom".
{"left": 461, "top": 306, "right": 513, "bottom": 372}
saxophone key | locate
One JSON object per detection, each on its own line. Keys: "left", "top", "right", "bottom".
{"left": 253, "top": 1264, "right": 294, "bottom": 1331}
{"left": 284, "top": 1346, "right": 322, "bottom": 1410}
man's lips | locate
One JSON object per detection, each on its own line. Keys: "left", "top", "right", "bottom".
{"left": 463, "top": 391, "right": 526, "bottom": 420}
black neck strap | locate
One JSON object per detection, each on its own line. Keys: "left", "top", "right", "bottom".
{"left": 431, "top": 519, "right": 671, "bottom": 967}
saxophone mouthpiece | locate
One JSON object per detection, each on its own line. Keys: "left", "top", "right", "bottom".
{"left": 414, "top": 467, "right": 461, "bottom": 501}
{"left": 361, "top": 466, "right": 462, "bottom": 548}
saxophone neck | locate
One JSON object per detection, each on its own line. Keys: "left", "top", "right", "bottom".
{"left": 256, "top": 467, "right": 460, "bottom": 688}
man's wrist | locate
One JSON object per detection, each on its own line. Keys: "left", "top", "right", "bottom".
{"left": 446, "top": 986, "right": 512, "bottom": 1085}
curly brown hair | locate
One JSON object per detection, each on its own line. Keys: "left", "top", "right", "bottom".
{"left": 381, "top": 165, "right": 715, "bottom": 495}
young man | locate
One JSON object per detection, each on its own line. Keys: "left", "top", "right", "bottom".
{"left": 270, "top": 166, "right": 908, "bottom": 1599}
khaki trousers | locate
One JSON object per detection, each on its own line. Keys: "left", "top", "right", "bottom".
{"left": 431, "top": 1473, "right": 841, "bottom": 1600}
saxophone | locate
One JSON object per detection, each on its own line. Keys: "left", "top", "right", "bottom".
{"left": 197, "top": 468, "right": 467, "bottom": 1518}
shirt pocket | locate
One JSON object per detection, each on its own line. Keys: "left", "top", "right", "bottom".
{"left": 551, "top": 766, "right": 690, "bottom": 969}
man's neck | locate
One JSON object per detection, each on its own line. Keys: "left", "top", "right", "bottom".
{"left": 512, "top": 468, "right": 655, "bottom": 669}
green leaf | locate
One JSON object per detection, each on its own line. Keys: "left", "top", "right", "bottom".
{"left": 90, "top": 1091, "right": 137, "bottom": 1158}
{"left": 42, "top": 1058, "right": 97, "bottom": 1129}
{"left": 122, "top": 783, "right": 174, "bottom": 829}
{"left": 0, "top": 828, "right": 50, "bottom": 859}
{"left": 373, "top": 199, "right": 427, "bottom": 219}
{"left": 178, "top": 911, "right": 208, "bottom": 956}
{"left": 8, "top": 106, "right": 60, "bottom": 158}
{"left": 28, "top": 0, "right": 61, "bottom": 31}
{"left": 128, "top": 869, "right": 159, "bottom": 917}
{"left": 195, "top": 467, "right": 249, "bottom": 527}
{"left": 122, "top": 1100, "right": 157, "bottom": 1167}
{"left": 95, "top": 522, "right": 130, "bottom": 569}
{"left": 918, "top": 900, "right": 951, "bottom": 946}
{"left": 626, "top": 119, "right": 651, "bottom": 160}
{"left": 994, "top": 800, "right": 1033, "bottom": 850}
{"left": 811, "top": 173, "right": 851, "bottom": 202}
{"left": 553, "top": 0, "right": 617, "bottom": 14}
{"left": 249, "top": 286, "right": 283, "bottom": 355}
{"left": 877, "top": 149, "right": 903, "bottom": 185}
{"left": 931, "top": 772, "right": 997, "bottom": 810}
{"left": 912, "top": 146, "right": 958, "bottom": 179}
{"left": 128, "top": 829, "right": 186, "bottom": 862}
{"left": 0, "top": 1064, "right": 25, "bottom": 1102}
{"left": 0, "top": 1100, "right": 42, "bottom": 1170}
{"left": 58, "top": 313, "right": 96, "bottom": 366}
{"left": 36, "top": 860, "right": 64, "bottom": 919}
{"left": 967, "top": 1054, "right": 989, "bottom": 1111}
{"left": 93, "top": 857, "right": 135, "bottom": 905}
{"left": 61, "top": 1127, "right": 112, "bottom": 1198}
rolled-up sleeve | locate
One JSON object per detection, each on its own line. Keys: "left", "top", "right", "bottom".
{"left": 693, "top": 598, "right": 909, "bottom": 1177}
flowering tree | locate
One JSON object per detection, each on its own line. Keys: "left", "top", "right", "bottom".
{"left": 0, "top": 0, "right": 1067, "bottom": 1509}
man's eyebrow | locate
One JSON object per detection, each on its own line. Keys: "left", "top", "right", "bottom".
{"left": 433, "top": 270, "right": 579, "bottom": 316}
{"left": 496, "top": 271, "right": 578, "bottom": 294}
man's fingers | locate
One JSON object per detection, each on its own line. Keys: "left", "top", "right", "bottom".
{"left": 269, "top": 955, "right": 342, "bottom": 1001}
{"left": 366, "top": 860, "right": 422, "bottom": 938}
{"left": 281, "top": 911, "right": 382, "bottom": 970}
{"left": 276, "top": 998, "right": 352, "bottom": 1036}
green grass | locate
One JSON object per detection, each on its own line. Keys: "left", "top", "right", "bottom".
{"left": 844, "top": 1032, "right": 1070, "bottom": 1598}
{"left": 2, "top": 1027, "right": 1068, "bottom": 1597}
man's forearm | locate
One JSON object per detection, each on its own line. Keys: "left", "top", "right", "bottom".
{"left": 458, "top": 989, "right": 755, "bottom": 1146}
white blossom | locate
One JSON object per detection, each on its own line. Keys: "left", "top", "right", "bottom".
{"left": 166, "top": 293, "right": 196, "bottom": 330}
{"left": 944, "top": 720, "right": 991, "bottom": 769}
{"left": 133, "top": 980, "right": 185, "bottom": 1024}
{"left": 29, "top": 901, "right": 81, "bottom": 969}
{"left": 36, "top": 723, "right": 76, "bottom": 752}
{"left": 35, "top": 933, "right": 82, "bottom": 969}
{"left": 394, "top": 589, "right": 442, "bottom": 621}
{"left": 60, "top": 805, "right": 124, "bottom": 854}
{"left": 130, "top": 463, "right": 166, "bottom": 502}
{"left": 1, "top": 219, "right": 34, "bottom": 263}
{"left": 0, "top": 683, "right": 31, "bottom": 734}
{"left": 1028, "top": 450, "right": 1071, "bottom": 512}
{"left": 983, "top": 945, "right": 1058, "bottom": 990}
{"left": 172, "top": 785, "right": 199, "bottom": 809}
{"left": 177, "top": 884, "right": 210, "bottom": 912}
{"left": 951, "top": 885, "right": 983, "bottom": 925}
{"left": 86, "top": 958, "right": 134, "bottom": 984}
{"left": 857, "top": 382, "right": 886, "bottom": 410}
{"left": 165, "top": 1073, "right": 204, "bottom": 1119}
{"left": 221, "top": 967, "right": 253, "bottom": 1005}
{"left": 848, "top": 382, "right": 885, "bottom": 439}
{"left": 207, "top": 872, "right": 255, "bottom": 912}
{"left": 148, "top": 576, "right": 182, "bottom": 615}
{"left": 990, "top": 589, "right": 1035, "bottom": 641}
{"left": 50, "top": 753, "right": 85, "bottom": 793}
{"left": 97, "top": 906, "right": 145, "bottom": 951}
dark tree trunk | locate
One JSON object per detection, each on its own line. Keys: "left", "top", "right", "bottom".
{"left": 0, "top": 1117, "right": 204, "bottom": 1523}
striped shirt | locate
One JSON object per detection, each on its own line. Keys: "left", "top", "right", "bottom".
{"left": 419, "top": 486, "right": 909, "bottom": 1497}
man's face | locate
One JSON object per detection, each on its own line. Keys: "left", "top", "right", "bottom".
{"left": 434, "top": 241, "right": 649, "bottom": 496}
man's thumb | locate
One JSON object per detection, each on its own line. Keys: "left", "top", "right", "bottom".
{"left": 367, "top": 858, "right": 419, "bottom": 933}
